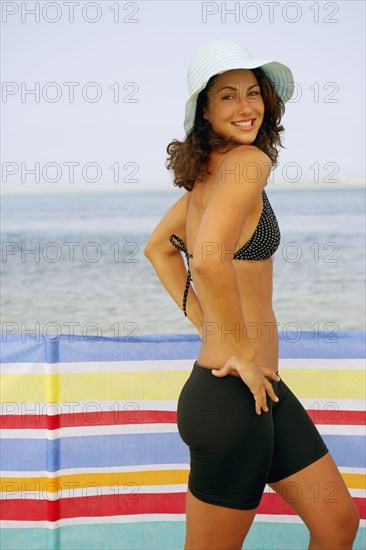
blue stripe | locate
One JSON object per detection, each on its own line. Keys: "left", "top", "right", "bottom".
{"left": 1, "top": 332, "right": 365, "bottom": 362}
{"left": 0, "top": 523, "right": 365, "bottom": 550}
{"left": 0, "top": 333, "right": 200, "bottom": 363}
{"left": 1, "top": 434, "right": 364, "bottom": 472}
{"left": 322, "top": 434, "right": 366, "bottom": 468}
{"left": 1, "top": 434, "right": 189, "bottom": 471}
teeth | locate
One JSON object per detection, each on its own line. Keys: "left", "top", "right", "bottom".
{"left": 233, "top": 120, "right": 253, "bottom": 127}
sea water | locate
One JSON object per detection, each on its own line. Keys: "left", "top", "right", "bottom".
{"left": 1, "top": 185, "right": 365, "bottom": 339}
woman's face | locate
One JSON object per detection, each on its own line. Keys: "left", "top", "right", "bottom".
{"left": 202, "top": 69, "right": 265, "bottom": 144}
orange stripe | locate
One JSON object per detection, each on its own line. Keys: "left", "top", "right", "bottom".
{"left": 1, "top": 470, "right": 364, "bottom": 492}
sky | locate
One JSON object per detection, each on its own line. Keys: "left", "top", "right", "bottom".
{"left": 1, "top": 0, "right": 365, "bottom": 194}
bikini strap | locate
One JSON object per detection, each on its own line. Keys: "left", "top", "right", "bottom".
{"left": 169, "top": 234, "right": 193, "bottom": 317}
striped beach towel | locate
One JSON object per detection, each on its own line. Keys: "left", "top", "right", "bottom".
{"left": 1, "top": 331, "right": 365, "bottom": 549}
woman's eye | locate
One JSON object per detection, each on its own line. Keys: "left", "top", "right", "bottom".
{"left": 222, "top": 91, "right": 260, "bottom": 100}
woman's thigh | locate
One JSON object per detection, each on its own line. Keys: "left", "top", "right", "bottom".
{"left": 268, "top": 453, "right": 360, "bottom": 545}
{"left": 185, "top": 487, "right": 258, "bottom": 550}
{"left": 266, "top": 377, "right": 359, "bottom": 543}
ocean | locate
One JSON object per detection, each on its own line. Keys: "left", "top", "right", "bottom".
{"left": 1, "top": 185, "right": 365, "bottom": 339}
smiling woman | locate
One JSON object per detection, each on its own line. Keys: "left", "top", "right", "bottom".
{"left": 165, "top": 64, "right": 285, "bottom": 193}
{"left": 144, "top": 38, "right": 360, "bottom": 550}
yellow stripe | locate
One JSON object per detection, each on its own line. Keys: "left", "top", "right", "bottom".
{"left": 1, "top": 471, "right": 364, "bottom": 492}
{"left": 1, "top": 369, "right": 365, "bottom": 402}
{"left": 279, "top": 369, "right": 365, "bottom": 399}
{"left": 1, "top": 374, "right": 47, "bottom": 402}
{"left": 1, "top": 470, "right": 190, "bottom": 492}
{"left": 1, "top": 371, "right": 190, "bottom": 402}
{"left": 342, "top": 473, "right": 366, "bottom": 490}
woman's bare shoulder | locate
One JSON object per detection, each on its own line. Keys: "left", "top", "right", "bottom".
{"left": 223, "top": 144, "right": 271, "bottom": 165}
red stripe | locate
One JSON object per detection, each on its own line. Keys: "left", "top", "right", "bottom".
{"left": 305, "top": 410, "right": 365, "bottom": 425}
{"left": 1, "top": 409, "right": 365, "bottom": 429}
{"left": 0, "top": 410, "right": 177, "bottom": 430}
{"left": 1, "top": 493, "right": 364, "bottom": 521}
{"left": 0, "top": 493, "right": 186, "bottom": 521}
{"left": 258, "top": 493, "right": 365, "bottom": 517}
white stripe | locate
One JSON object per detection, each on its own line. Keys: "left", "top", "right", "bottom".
{"left": 264, "top": 486, "right": 366, "bottom": 496}
{"left": 0, "top": 464, "right": 191, "bottom": 477}
{"left": 1, "top": 424, "right": 181, "bottom": 439}
{"left": 278, "top": 359, "right": 366, "bottom": 370}
{"left": 255, "top": 516, "right": 366, "bottom": 528}
{"left": 1, "top": 358, "right": 364, "bottom": 375}
{"left": 0, "top": 359, "right": 196, "bottom": 375}
{"left": 1, "top": 516, "right": 365, "bottom": 529}
{"left": 297, "top": 398, "right": 365, "bottom": 411}
{"left": 0, "top": 400, "right": 180, "bottom": 415}
{"left": 316, "top": 425, "right": 365, "bottom": 436}
{"left": 0, "top": 515, "right": 187, "bottom": 529}
{"left": 350, "top": 489, "right": 366, "bottom": 498}
{"left": 254, "top": 514, "right": 306, "bottom": 524}
{"left": 338, "top": 466, "right": 366, "bottom": 474}
{"left": 0, "top": 484, "right": 189, "bottom": 500}
{"left": 1, "top": 398, "right": 364, "bottom": 415}
{"left": 2, "top": 422, "right": 365, "bottom": 440}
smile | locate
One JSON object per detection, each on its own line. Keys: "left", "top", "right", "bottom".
{"left": 232, "top": 119, "right": 254, "bottom": 128}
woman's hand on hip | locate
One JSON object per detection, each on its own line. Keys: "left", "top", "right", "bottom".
{"left": 211, "top": 356, "right": 280, "bottom": 415}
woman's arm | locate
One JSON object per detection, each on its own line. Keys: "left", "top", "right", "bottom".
{"left": 144, "top": 191, "right": 204, "bottom": 335}
{"left": 192, "top": 145, "right": 271, "bottom": 362}
{"left": 192, "top": 146, "right": 280, "bottom": 414}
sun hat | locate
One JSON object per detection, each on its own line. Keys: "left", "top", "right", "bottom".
{"left": 183, "top": 38, "right": 294, "bottom": 134}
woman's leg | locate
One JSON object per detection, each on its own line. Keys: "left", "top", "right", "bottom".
{"left": 268, "top": 453, "right": 359, "bottom": 549}
{"left": 185, "top": 487, "right": 257, "bottom": 550}
{"left": 267, "top": 379, "right": 359, "bottom": 549}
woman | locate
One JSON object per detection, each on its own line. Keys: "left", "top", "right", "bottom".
{"left": 144, "top": 39, "right": 359, "bottom": 549}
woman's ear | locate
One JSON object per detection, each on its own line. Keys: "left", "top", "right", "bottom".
{"left": 202, "top": 107, "right": 208, "bottom": 121}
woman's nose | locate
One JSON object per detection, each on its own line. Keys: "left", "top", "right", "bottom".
{"left": 236, "top": 95, "right": 252, "bottom": 111}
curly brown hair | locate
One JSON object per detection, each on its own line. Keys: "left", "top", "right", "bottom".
{"left": 166, "top": 67, "right": 286, "bottom": 192}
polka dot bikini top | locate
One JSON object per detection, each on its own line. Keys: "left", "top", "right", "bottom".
{"left": 169, "top": 189, "right": 281, "bottom": 316}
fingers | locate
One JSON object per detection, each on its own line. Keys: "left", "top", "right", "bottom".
{"left": 254, "top": 380, "right": 279, "bottom": 414}
{"left": 261, "top": 367, "right": 281, "bottom": 382}
{"left": 254, "top": 394, "right": 262, "bottom": 415}
{"left": 213, "top": 365, "right": 279, "bottom": 415}
{"left": 254, "top": 399, "right": 268, "bottom": 415}
{"left": 254, "top": 388, "right": 268, "bottom": 415}
{"left": 211, "top": 365, "right": 229, "bottom": 377}
{"left": 264, "top": 379, "right": 279, "bottom": 403}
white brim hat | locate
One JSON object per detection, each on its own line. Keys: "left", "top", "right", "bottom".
{"left": 184, "top": 38, "right": 294, "bottom": 135}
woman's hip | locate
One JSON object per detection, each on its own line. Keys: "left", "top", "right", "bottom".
{"left": 177, "top": 360, "right": 275, "bottom": 448}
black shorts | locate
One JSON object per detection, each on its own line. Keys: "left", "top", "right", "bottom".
{"left": 177, "top": 360, "right": 329, "bottom": 510}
